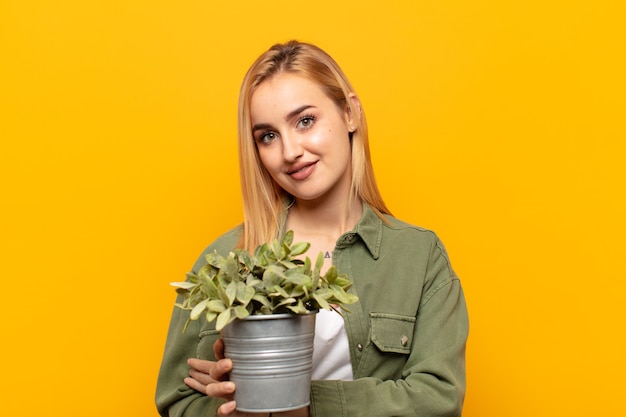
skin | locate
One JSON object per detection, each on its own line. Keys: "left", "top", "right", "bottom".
{"left": 185, "top": 72, "right": 363, "bottom": 416}
{"left": 251, "top": 72, "right": 354, "bottom": 207}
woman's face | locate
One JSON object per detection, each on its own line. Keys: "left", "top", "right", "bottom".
{"left": 250, "top": 73, "right": 354, "bottom": 204}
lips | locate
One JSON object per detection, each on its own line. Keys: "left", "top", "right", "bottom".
{"left": 287, "top": 161, "right": 317, "bottom": 180}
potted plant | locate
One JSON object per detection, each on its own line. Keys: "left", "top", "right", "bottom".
{"left": 170, "top": 230, "right": 359, "bottom": 412}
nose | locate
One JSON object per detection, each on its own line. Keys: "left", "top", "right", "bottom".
{"left": 281, "top": 132, "right": 303, "bottom": 162}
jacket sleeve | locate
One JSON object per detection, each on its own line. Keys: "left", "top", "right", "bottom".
{"left": 155, "top": 294, "right": 226, "bottom": 417}
{"left": 310, "top": 236, "right": 469, "bottom": 417}
{"left": 155, "top": 229, "right": 241, "bottom": 417}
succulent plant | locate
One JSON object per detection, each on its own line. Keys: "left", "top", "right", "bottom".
{"left": 171, "top": 230, "right": 359, "bottom": 331}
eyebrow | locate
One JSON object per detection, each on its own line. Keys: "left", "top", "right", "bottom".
{"left": 252, "top": 105, "right": 316, "bottom": 133}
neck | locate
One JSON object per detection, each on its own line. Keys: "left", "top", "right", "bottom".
{"left": 287, "top": 196, "right": 363, "bottom": 238}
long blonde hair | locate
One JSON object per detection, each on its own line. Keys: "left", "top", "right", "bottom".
{"left": 237, "top": 40, "right": 390, "bottom": 251}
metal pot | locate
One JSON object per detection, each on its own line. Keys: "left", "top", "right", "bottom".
{"left": 221, "top": 312, "right": 317, "bottom": 413}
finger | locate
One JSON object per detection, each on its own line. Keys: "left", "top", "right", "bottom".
{"left": 187, "top": 357, "right": 231, "bottom": 377}
{"left": 217, "top": 400, "right": 236, "bottom": 416}
{"left": 187, "top": 358, "right": 232, "bottom": 382}
{"left": 210, "top": 358, "right": 233, "bottom": 380}
{"left": 188, "top": 358, "right": 214, "bottom": 374}
{"left": 214, "top": 338, "right": 225, "bottom": 360}
{"left": 184, "top": 376, "right": 209, "bottom": 393}
{"left": 206, "top": 380, "right": 235, "bottom": 398}
{"left": 188, "top": 367, "right": 216, "bottom": 385}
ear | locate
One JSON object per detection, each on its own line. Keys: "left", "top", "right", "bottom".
{"left": 345, "top": 93, "right": 362, "bottom": 128}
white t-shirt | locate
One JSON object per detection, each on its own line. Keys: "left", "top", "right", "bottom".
{"left": 311, "top": 309, "right": 354, "bottom": 380}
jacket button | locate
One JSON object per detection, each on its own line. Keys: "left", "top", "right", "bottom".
{"left": 401, "top": 336, "right": 409, "bottom": 346}
{"left": 357, "top": 343, "right": 363, "bottom": 351}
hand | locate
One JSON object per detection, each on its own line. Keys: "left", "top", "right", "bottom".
{"left": 183, "top": 338, "right": 241, "bottom": 415}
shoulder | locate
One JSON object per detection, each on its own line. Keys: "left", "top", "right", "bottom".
{"left": 382, "top": 215, "right": 439, "bottom": 242}
{"left": 357, "top": 204, "right": 448, "bottom": 259}
{"left": 379, "top": 215, "right": 451, "bottom": 260}
{"left": 190, "top": 225, "right": 243, "bottom": 272}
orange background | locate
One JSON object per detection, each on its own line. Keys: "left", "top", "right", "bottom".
{"left": 1, "top": 1, "right": 624, "bottom": 416}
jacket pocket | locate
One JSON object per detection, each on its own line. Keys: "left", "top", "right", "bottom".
{"left": 196, "top": 329, "right": 221, "bottom": 360}
{"left": 370, "top": 312, "right": 416, "bottom": 354}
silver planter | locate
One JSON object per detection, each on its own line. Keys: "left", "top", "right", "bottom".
{"left": 221, "top": 312, "right": 317, "bottom": 413}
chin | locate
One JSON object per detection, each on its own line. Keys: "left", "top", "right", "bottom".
{"left": 288, "top": 189, "right": 328, "bottom": 202}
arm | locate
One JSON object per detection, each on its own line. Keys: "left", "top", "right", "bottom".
{"left": 156, "top": 228, "right": 243, "bottom": 416}
{"left": 155, "top": 297, "right": 226, "bottom": 417}
{"left": 310, "top": 235, "right": 469, "bottom": 417}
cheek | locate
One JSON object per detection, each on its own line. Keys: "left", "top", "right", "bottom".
{"left": 256, "top": 147, "right": 278, "bottom": 171}
{"left": 308, "top": 127, "right": 341, "bottom": 148}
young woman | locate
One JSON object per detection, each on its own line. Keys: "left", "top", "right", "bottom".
{"left": 156, "top": 40, "right": 469, "bottom": 417}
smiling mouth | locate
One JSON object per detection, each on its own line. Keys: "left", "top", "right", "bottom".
{"left": 287, "top": 161, "right": 317, "bottom": 180}
{"left": 287, "top": 162, "right": 315, "bottom": 175}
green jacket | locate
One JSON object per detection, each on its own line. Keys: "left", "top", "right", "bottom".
{"left": 156, "top": 205, "right": 469, "bottom": 416}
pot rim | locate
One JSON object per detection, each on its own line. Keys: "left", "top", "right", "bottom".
{"left": 240, "top": 310, "right": 319, "bottom": 321}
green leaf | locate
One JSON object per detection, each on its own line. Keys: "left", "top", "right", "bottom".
{"left": 223, "top": 253, "right": 239, "bottom": 278}
{"left": 313, "top": 251, "right": 324, "bottom": 280}
{"left": 207, "top": 299, "right": 226, "bottom": 313}
{"left": 199, "top": 271, "right": 219, "bottom": 298}
{"left": 205, "top": 311, "right": 217, "bottom": 323}
{"left": 216, "top": 309, "right": 232, "bottom": 331}
{"left": 170, "top": 281, "right": 196, "bottom": 290}
{"left": 313, "top": 287, "right": 332, "bottom": 299}
{"left": 282, "top": 230, "right": 294, "bottom": 247}
{"left": 329, "top": 284, "right": 355, "bottom": 304}
{"left": 225, "top": 280, "right": 237, "bottom": 305}
{"left": 263, "top": 265, "right": 286, "bottom": 285}
{"left": 236, "top": 249, "right": 253, "bottom": 269}
{"left": 217, "top": 285, "right": 230, "bottom": 306}
{"left": 332, "top": 275, "right": 352, "bottom": 289}
{"left": 185, "top": 271, "right": 199, "bottom": 283}
{"left": 287, "top": 299, "right": 309, "bottom": 314}
{"left": 234, "top": 305, "right": 250, "bottom": 319}
{"left": 246, "top": 276, "right": 262, "bottom": 287}
{"left": 205, "top": 251, "right": 222, "bottom": 268}
{"left": 197, "top": 265, "right": 211, "bottom": 281}
{"left": 323, "top": 266, "right": 339, "bottom": 283}
{"left": 271, "top": 238, "right": 282, "bottom": 258}
{"left": 280, "top": 260, "right": 300, "bottom": 270}
{"left": 289, "top": 241, "right": 310, "bottom": 256}
{"left": 252, "top": 293, "right": 271, "bottom": 306}
{"left": 288, "top": 287, "right": 305, "bottom": 298}
{"left": 303, "top": 257, "right": 312, "bottom": 275}
{"left": 272, "top": 285, "right": 290, "bottom": 298}
{"left": 236, "top": 282, "right": 255, "bottom": 305}
{"left": 190, "top": 299, "right": 208, "bottom": 320}
{"left": 275, "top": 297, "right": 297, "bottom": 309}
{"left": 255, "top": 243, "right": 270, "bottom": 261}
{"left": 312, "top": 293, "right": 331, "bottom": 311}
{"left": 285, "top": 271, "right": 312, "bottom": 287}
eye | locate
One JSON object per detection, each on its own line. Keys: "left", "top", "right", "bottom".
{"left": 296, "top": 115, "right": 316, "bottom": 130}
{"left": 256, "top": 131, "right": 278, "bottom": 145}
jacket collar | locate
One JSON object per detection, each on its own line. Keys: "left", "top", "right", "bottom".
{"left": 351, "top": 202, "right": 383, "bottom": 260}
{"left": 280, "top": 200, "right": 384, "bottom": 260}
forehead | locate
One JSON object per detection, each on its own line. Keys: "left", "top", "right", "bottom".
{"left": 250, "top": 73, "right": 335, "bottom": 120}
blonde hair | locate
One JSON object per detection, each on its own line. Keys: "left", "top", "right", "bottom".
{"left": 237, "top": 40, "right": 391, "bottom": 250}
